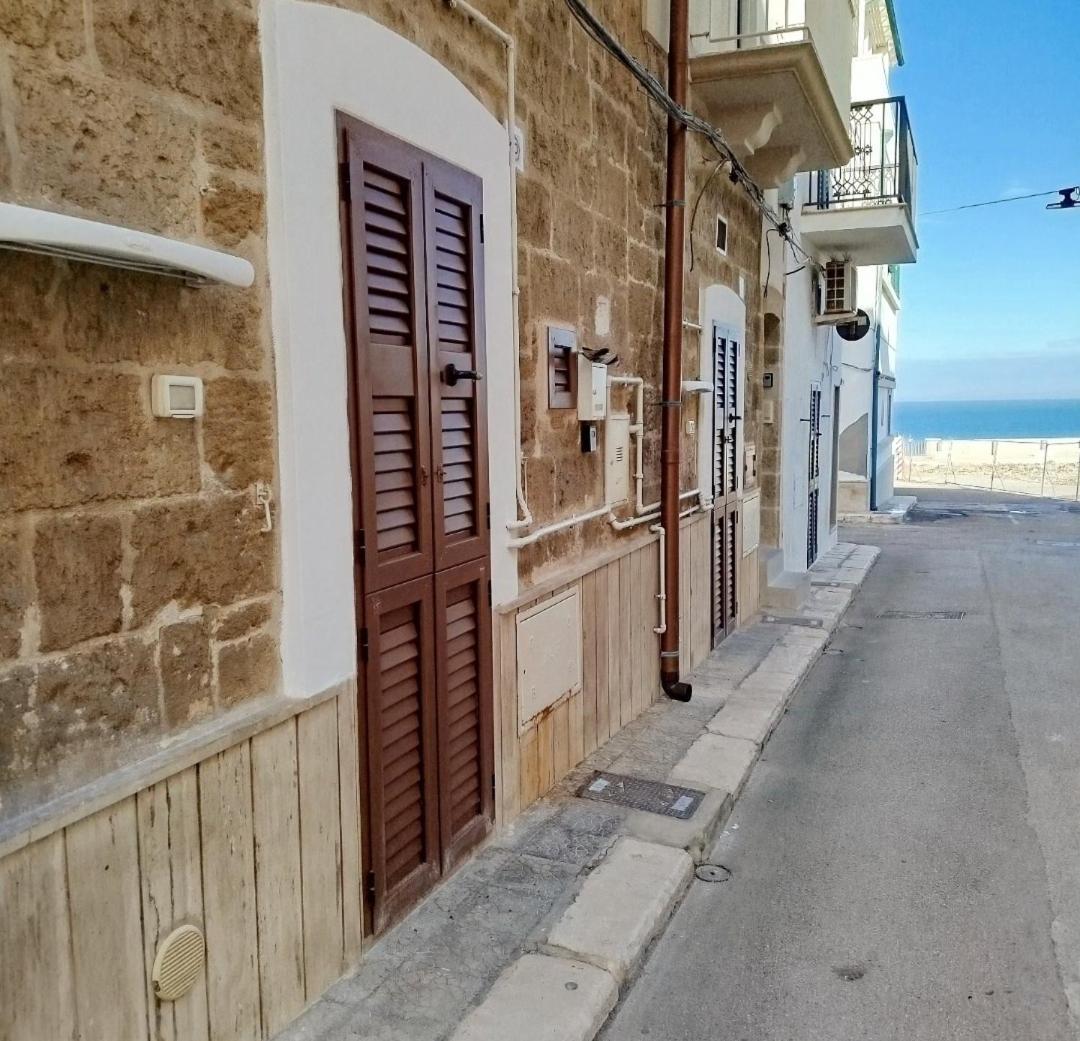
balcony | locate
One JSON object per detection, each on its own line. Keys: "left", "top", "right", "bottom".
{"left": 684, "top": 0, "right": 857, "bottom": 186}
{"left": 800, "top": 96, "right": 919, "bottom": 265}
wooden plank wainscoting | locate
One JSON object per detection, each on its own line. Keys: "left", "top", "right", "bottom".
{"left": 0, "top": 680, "right": 362, "bottom": 1041}
{"left": 494, "top": 514, "right": 715, "bottom": 822}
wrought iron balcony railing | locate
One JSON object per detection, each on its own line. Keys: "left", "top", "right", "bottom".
{"left": 807, "top": 96, "right": 917, "bottom": 212}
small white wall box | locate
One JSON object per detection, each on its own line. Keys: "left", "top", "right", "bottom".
{"left": 152, "top": 375, "right": 204, "bottom": 419}
{"left": 605, "top": 412, "right": 631, "bottom": 506}
{"left": 516, "top": 587, "right": 582, "bottom": 730}
{"left": 577, "top": 356, "right": 608, "bottom": 421}
{"left": 742, "top": 490, "right": 761, "bottom": 557}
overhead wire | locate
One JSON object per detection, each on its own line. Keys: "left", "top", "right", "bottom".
{"left": 922, "top": 186, "right": 1079, "bottom": 216}
{"left": 688, "top": 155, "right": 728, "bottom": 272}
{"left": 562, "top": 0, "right": 818, "bottom": 268}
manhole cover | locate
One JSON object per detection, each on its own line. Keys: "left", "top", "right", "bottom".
{"left": 577, "top": 772, "right": 705, "bottom": 819}
{"left": 762, "top": 614, "right": 824, "bottom": 628}
{"left": 695, "top": 864, "right": 732, "bottom": 883}
{"left": 878, "top": 610, "right": 965, "bottom": 621}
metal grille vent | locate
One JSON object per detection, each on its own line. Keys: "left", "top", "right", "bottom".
{"left": 152, "top": 924, "right": 205, "bottom": 1001}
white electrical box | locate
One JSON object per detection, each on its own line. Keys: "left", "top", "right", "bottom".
{"left": 516, "top": 587, "right": 582, "bottom": 729}
{"left": 577, "top": 356, "right": 608, "bottom": 421}
{"left": 151, "top": 374, "right": 204, "bottom": 419}
{"left": 742, "top": 490, "right": 761, "bottom": 557}
{"left": 605, "top": 413, "right": 631, "bottom": 506}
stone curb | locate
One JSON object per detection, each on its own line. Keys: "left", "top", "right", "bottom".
{"left": 448, "top": 954, "right": 618, "bottom": 1041}
{"left": 543, "top": 837, "right": 694, "bottom": 984}
{"left": 452, "top": 543, "right": 880, "bottom": 1041}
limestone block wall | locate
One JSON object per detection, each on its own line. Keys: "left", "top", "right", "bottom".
{"left": 344, "top": 0, "right": 765, "bottom": 587}
{"left": 0, "top": 1, "right": 277, "bottom": 807}
{"left": 0, "top": 0, "right": 764, "bottom": 818}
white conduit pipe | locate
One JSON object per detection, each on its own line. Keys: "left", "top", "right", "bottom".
{"left": 647, "top": 500, "right": 702, "bottom": 637}
{"left": 505, "top": 503, "right": 612, "bottom": 549}
{"left": 651, "top": 524, "right": 666, "bottom": 634}
{"left": 608, "top": 490, "right": 703, "bottom": 531}
{"left": 445, "top": 0, "right": 532, "bottom": 532}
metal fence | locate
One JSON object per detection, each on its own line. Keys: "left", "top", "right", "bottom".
{"left": 900, "top": 437, "right": 1080, "bottom": 500}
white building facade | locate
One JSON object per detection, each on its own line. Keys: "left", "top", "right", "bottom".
{"left": 757, "top": 0, "right": 916, "bottom": 607}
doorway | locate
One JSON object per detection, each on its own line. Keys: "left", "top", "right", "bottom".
{"left": 338, "top": 115, "right": 494, "bottom": 934}
{"left": 712, "top": 324, "right": 741, "bottom": 646}
{"left": 807, "top": 385, "right": 823, "bottom": 567}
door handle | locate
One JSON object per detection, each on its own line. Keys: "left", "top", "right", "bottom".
{"left": 444, "top": 363, "right": 483, "bottom": 387}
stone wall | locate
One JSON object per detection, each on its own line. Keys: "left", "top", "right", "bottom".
{"left": 0, "top": 0, "right": 277, "bottom": 805}
{"left": 340, "top": 0, "right": 765, "bottom": 585}
{"left": 0, "top": 0, "right": 764, "bottom": 803}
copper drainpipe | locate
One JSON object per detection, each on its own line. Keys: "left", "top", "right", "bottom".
{"left": 659, "top": 0, "right": 692, "bottom": 702}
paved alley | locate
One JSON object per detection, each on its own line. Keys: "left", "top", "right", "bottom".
{"left": 604, "top": 487, "right": 1080, "bottom": 1041}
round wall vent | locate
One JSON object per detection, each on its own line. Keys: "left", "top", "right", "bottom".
{"left": 152, "top": 924, "right": 205, "bottom": 1001}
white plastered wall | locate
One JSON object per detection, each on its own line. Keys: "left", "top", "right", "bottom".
{"left": 780, "top": 174, "right": 841, "bottom": 571}
{"left": 261, "top": 0, "right": 517, "bottom": 697}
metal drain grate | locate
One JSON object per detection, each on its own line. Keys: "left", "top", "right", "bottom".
{"left": 879, "top": 610, "right": 966, "bottom": 621}
{"left": 577, "top": 772, "right": 705, "bottom": 819}
{"left": 762, "top": 614, "right": 824, "bottom": 628}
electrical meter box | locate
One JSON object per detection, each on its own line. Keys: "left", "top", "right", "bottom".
{"left": 605, "top": 413, "right": 631, "bottom": 506}
{"left": 577, "top": 356, "right": 608, "bottom": 421}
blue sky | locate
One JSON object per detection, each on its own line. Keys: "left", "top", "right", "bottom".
{"left": 891, "top": 0, "right": 1080, "bottom": 401}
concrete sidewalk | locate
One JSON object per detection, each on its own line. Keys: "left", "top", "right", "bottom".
{"left": 279, "top": 543, "right": 879, "bottom": 1041}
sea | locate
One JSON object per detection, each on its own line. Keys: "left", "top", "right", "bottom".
{"left": 895, "top": 400, "right": 1080, "bottom": 441}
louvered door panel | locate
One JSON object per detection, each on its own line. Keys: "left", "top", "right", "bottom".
{"left": 424, "top": 161, "right": 489, "bottom": 572}
{"left": 725, "top": 504, "right": 738, "bottom": 626}
{"left": 713, "top": 332, "right": 728, "bottom": 497}
{"left": 344, "top": 126, "right": 434, "bottom": 592}
{"left": 712, "top": 324, "right": 740, "bottom": 646}
{"left": 363, "top": 578, "right": 440, "bottom": 934}
{"left": 725, "top": 338, "right": 738, "bottom": 495}
{"left": 434, "top": 559, "right": 494, "bottom": 871}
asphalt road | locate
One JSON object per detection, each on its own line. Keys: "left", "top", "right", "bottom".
{"left": 603, "top": 486, "right": 1080, "bottom": 1041}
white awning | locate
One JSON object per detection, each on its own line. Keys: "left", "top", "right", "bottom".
{"left": 0, "top": 202, "right": 255, "bottom": 288}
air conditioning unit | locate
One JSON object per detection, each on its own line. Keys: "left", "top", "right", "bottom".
{"left": 815, "top": 260, "right": 857, "bottom": 324}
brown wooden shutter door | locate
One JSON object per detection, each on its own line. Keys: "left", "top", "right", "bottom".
{"left": 712, "top": 328, "right": 740, "bottom": 645}
{"left": 423, "top": 158, "right": 490, "bottom": 573}
{"left": 362, "top": 579, "right": 441, "bottom": 934}
{"left": 341, "top": 116, "right": 493, "bottom": 935}
{"left": 434, "top": 559, "right": 494, "bottom": 871}
{"left": 344, "top": 129, "right": 434, "bottom": 594}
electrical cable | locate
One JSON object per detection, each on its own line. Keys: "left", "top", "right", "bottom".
{"left": 688, "top": 156, "right": 728, "bottom": 271}
{"left": 563, "top": 0, "right": 818, "bottom": 267}
{"left": 922, "top": 186, "right": 1079, "bottom": 216}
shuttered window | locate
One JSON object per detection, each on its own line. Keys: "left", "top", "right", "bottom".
{"left": 340, "top": 115, "right": 493, "bottom": 936}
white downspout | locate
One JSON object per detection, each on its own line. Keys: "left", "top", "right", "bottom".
{"left": 444, "top": 0, "right": 532, "bottom": 532}
{"left": 651, "top": 524, "right": 667, "bottom": 634}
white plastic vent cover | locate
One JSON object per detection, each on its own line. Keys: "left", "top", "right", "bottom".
{"left": 152, "top": 924, "right": 206, "bottom": 1001}
{"left": 516, "top": 587, "right": 582, "bottom": 729}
